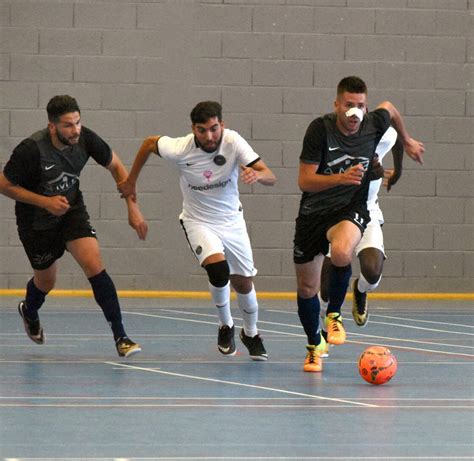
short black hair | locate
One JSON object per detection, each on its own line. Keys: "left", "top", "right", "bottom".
{"left": 337, "top": 76, "right": 367, "bottom": 96}
{"left": 46, "top": 95, "right": 81, "bottom": 122}
{"left": 190, "top": 101, "right": 222, "bottom": 124}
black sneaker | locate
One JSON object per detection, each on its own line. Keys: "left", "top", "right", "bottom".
{"left": 352, "top": 278, "right": 369, "bottom": 327}
{"left": 239, "top": 329, "right": 268, "bottom": 361}
{"left": 18, "top": 300, "right": 44, "bottom": 344}
{"left": 115, "top": 337, "right": 141, "bottom": 357}
{"left": 217, "top": 325, "right": 236, "bottom": 356}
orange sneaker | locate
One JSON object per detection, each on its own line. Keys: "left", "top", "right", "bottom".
{"left": 303, "top": 335, "right": 326, "bottom": 372}
{"left": 325, "top": 312, "right": 346, "bottom": 345}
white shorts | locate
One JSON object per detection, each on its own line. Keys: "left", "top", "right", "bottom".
{"left": 180, "top": 218, "right": 257, "bottom": 277}
{"left": 354, "top": 218, "right": 386, "bottom": 257}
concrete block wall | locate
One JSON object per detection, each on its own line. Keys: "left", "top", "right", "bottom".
{"left": 0, "top": 0, "right": 472, "bottom": 293}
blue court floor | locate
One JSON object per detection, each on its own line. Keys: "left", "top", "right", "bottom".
{"left": 0, "top": 296, "right": 473, "bottom": 461}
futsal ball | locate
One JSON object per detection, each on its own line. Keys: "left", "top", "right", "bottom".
{"left": 358, "top": 346, "right": 397, "bottom": 385}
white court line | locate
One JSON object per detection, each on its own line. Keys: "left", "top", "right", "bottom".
{"left": 105, "top": 361, "right": 377, "bottom": 408}
{"left": 158, "top": 308, "right": 474, "bottom": 350}
{"left": 370, "top": 313, "right": 474, "bottom": 329}
{"left": 264, "top": 309, "right": 474, "bottom": 336}
{"left": 134, "top": 310, "right": 474, "bottom": 357}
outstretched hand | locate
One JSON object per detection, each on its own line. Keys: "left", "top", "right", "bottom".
{"left": 128, "top": 204, "right": 148, "bottom": 240}
{"left": 404, "top": 137, "right": 424, "bottom": 165}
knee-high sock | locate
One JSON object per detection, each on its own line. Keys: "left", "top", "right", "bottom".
{"left": 89, "top": 270, "right": 126, "bottom": 340}
{"left": 24, "top": 278, "right": 46, "bottom": 320}
{"left": 236, "top": 285, "right": 258, "bottom": 337}
{"left": 297, "top": 295, "right": 321, "bottom": 346}
{"left": 209, "top": 281, "right": 233, "bottom": 327}
{"left": 327, "top": 264, "right": 352, "bottom": 315}
{"left": 358, "top": 273, "right": 381, "bottom": 293}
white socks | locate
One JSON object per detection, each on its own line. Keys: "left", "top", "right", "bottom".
{"left": 237, "top": 285, "right": 259, "bottom": 338}
{"left": 209, "top": 281, "right": 233, "bottom": 327}
{"left": 357, "top": 273, "right": 382, "bottom": 293}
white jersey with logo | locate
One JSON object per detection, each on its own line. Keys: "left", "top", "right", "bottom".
{"left": 157, "top": 129, "right": 259, "bottom": 225}
{"left": 367, "top": 126, "right": 398, "bottom": 224}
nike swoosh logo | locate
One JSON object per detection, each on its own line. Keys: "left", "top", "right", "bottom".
{"left": 328, "top": 147, "right": 340, "bottom": 151}
{"left": 218, "top": 346, "right": 230, "bottom": 353}
{"left": 45, "top": 164, "right": 55, "bottom": 170}
{"left": 186, "top": 163, "right": 196, "bottom": 166}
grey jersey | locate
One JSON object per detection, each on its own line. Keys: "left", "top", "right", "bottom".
{"left": 298, "top": 109, "right": 390, "bottom": 216}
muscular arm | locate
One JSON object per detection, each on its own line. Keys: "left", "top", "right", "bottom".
{"left": 376, "top": 101, "right": 424, "bottom": 165}
{"left": 298, "top": 162, "right": 366, "bottom": 193}
{"left": 0, "top": 173, "right": 70, "bottom": 216}
{"left": 117, "top": 136, "right": 160, "bottom": 199}
{"left": 106, "top": 151, "right": 148, "bottom": 240}
{"left": 240, "top": 159, "right": 277, "bottom": 186}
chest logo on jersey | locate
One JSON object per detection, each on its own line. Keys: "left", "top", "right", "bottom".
{"left": 324, "top": 154, "right": 369, "bottom": 174}
{"left": 43, "top": 172, "right": 78, "bottom": 195}
{"left": 203, "top": 170, "right": 213, "bottom": 182}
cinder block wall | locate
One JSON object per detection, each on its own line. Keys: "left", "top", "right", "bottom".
{"left": 0, "top": 0, "right": 472, "bottom": 292}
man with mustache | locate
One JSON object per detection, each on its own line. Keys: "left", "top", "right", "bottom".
{"left": 293, "top": 76, "right": 424, "bottom": 372}
{"left": 119, "top": 101, "right": 276, "bottom": 361}
{"left": 0, "top": 95, "right": 147, "bottom": 357}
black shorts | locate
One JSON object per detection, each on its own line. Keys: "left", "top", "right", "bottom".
{"left": 293, "top": 204, "right": 370, "bottom": 265}
{"left": 18, "top": 200, "right": 96, "bottom": 270}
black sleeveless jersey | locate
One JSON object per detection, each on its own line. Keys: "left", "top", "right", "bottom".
{"left": 4, "top": 126, "right": 112, "bottom": 230}
{"left": 298, "top": 108, "right": 390, "bottom": 216}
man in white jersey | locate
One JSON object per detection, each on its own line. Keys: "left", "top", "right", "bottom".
{"left": 118, "top": 101, "right": 276, "bottom": 360}
{"left": 319, "top": 126, "right": 403, "bottom": 352}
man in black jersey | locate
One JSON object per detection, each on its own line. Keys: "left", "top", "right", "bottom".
{"left": 0, "top": 95, "right": 148, "bottom": 357}
{"left": 293, "top": 76, "right": 424, "bottom": 372}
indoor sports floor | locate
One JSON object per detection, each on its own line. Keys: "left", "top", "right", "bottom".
{"left": 0, "top": 296, "right": 473, "bottom": 461}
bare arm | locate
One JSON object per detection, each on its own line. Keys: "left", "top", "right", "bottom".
{"left": 376, "top": 101, "right": 425, "bottom": 165}
{"left": 117, "top": 136, "right": 160, "bottom": 199}
{"left": 106, "top": 151, "right": 148, "bottom": 240}
{"left": 0, "top": 173, "right": 70, "bottom": 216}
{"left": 385, "top": 137, "right": 404, "bottom": 192}
{"left": 298, "top": 162, "right": 366, "bottom": 193}
{"left": 240, "top": 159, "right": 277, "bottom": 186}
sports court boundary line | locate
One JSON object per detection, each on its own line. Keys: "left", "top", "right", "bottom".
{"left": 105, "top": 361, "right": 378, "bottom": 408}
{"left": 0, "top": 289, "right": 473, "bottom": 300}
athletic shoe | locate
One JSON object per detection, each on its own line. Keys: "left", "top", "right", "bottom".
{"left": 217, "top": 325, "right": 236, "bottom": 356}
{"left": 116, "top": 337, "right": 141, "bottom": 357}
{"left": 239, "top": 329, "right": 268, "bottom": 361}
{"left": 18, "top": 300, "right": 44, "bottom": 344}
{"left": 352, "top": 278, "right": 369, "bottom": 327}
{"left": 325, "top": 312, "right": 346, "bottom": 345}
{"left": 303, "top": 335, "right": 327, "bottom": 372}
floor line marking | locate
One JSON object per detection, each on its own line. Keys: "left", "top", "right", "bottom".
{"left": 128, "top": 310, "right": 474, "bottom": 357}
{"left": 104, "top": 361, "right": 377, "bottom": 408}
{"left": 264, "top": 309, "right": 474, "bottom": 336}
{"left": 0, "top": 403, "right": 471, "bottom": 409}
{"left": 157, "top": 309, "right": 474, "bottom": 350}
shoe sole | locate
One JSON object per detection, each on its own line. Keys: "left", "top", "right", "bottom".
{"left": 327, "top": 336, "right": 345, "bottom": 345}
{"left": 18, "top": 302, "right": 44, "bottom": 345}
{"left": 249, "top": 354, "right": 268, "bottom": 362}
{"left": 217, "top": 347, "right": 237, "bottom": 356}
{"left": 304, "top": 366, "right": 322, "bottom": 372}
{"left": 119, "top": 346, "right": 142, "bottom": 358}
